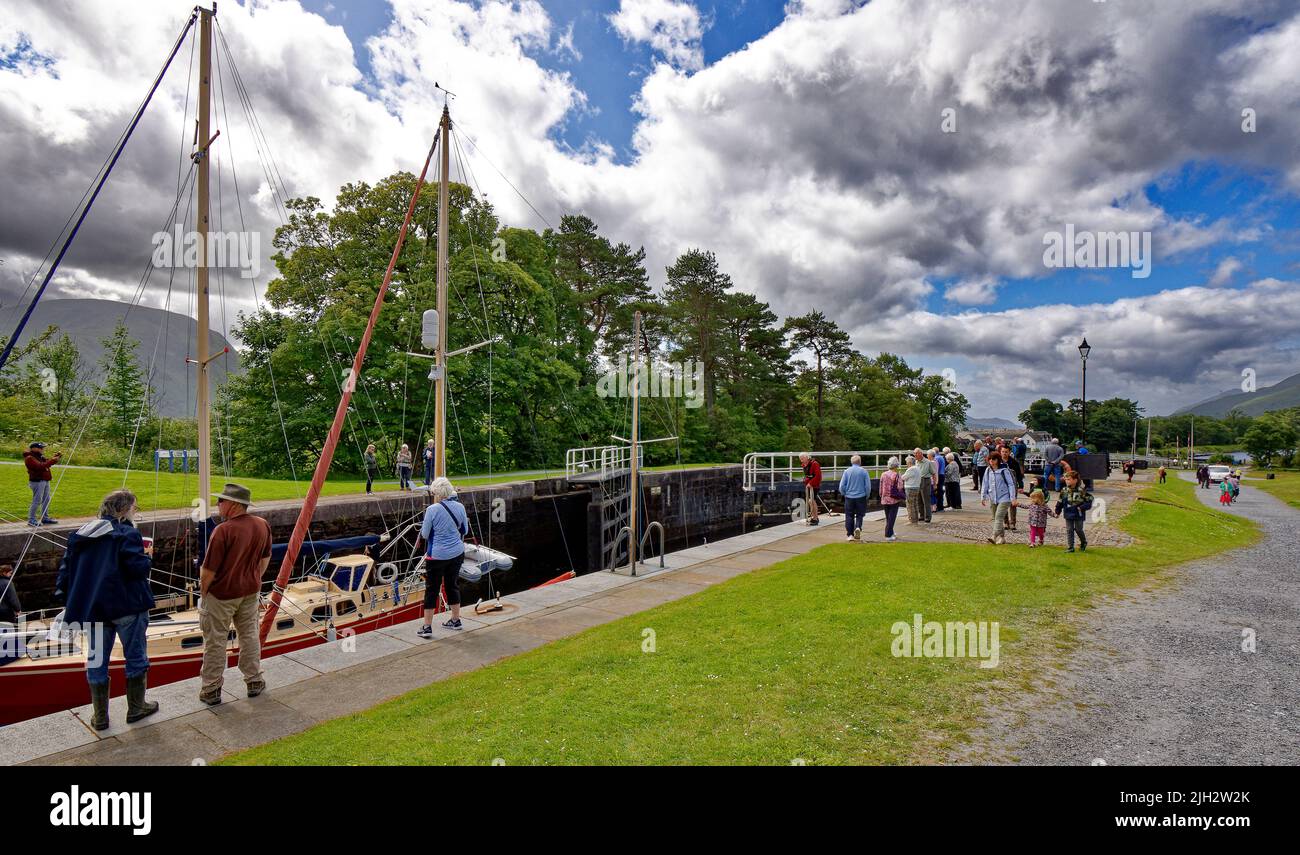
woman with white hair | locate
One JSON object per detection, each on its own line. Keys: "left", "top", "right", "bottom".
{"left": 54, "top": 489, "right": 158, "bottom": 730}
{"left": 415, "top": 477, "right": 469, "bottom": 636}
{"left": 878, "top": 456, "right": 905, "bottom": 541}
{"left": 395, "top": 443, "right": 413, "bottom": 491}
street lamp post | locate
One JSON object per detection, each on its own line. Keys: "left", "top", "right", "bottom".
{"left": 1078, "top": 338, "right": 1090, "bottom": 443}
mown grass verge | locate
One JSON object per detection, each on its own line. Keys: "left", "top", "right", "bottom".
{"left": 223, "top": 477, "right": 1256, "bottom": 765}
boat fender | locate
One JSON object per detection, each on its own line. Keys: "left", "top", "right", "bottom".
{"left": 375, "top": 562, "right": 399, "bottom": 583}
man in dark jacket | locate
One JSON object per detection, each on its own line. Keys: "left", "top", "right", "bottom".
{"left": 23, "top": 441, "right": 60, "bottom": 526}
{"left": 0, "top": 564, "right": 21, "bottom": 623}
{"left": 55, "top": 489, "right": 158, "bottom": 730}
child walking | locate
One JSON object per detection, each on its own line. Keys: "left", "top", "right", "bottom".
{"left": 1054, "top": 473, "right": 1092, "bottom": 553}
{"left": 1019, "top": 488, "right": 1052, "bottom": 547}
{"left": 1219, "top": 478, "right": 1233, "bottom": 506}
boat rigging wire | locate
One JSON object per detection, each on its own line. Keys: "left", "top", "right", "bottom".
{"left": 0, "top": 10, "right": 199, "bottom": 374}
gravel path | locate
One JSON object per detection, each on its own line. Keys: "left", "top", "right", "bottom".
{"left": 961, "top": 471, "right": 1300, "bottom": 765}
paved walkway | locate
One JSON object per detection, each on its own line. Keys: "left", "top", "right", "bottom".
{"left": 968, "top": 472, "right": 1300, "bottom": 765}
{"left": 7, "top": 511, "right": 894, "bottom": 766}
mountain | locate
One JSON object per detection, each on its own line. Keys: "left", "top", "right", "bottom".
{"left": 1173, "top": 371, "right": 1300, "bottom": 418}
{"left": 7, "top": 298, "right": 241, "bottom": 418}
{"left": 964, "top": 417, "right": 1023, "bottom": 430}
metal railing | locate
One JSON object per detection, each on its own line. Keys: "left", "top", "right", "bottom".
{"left": 565, "top": 444, "right": 645, "bottom": 480}
{"left": 742, "top": 451, "right": 913, "bottom": 492}
{"left": 639, "top": 521, "right": 666, "bottom": 571}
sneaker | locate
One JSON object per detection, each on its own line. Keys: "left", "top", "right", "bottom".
{"left": 1065, "top": 548, "right": 1075, "bottom": 553}
{"left": 416, "top": 625, "right": 433, "bottom": 639}
{"left": 845, "top": 535, "right": 855, "bottom": 542}
{"left": 41, "top": 517, "right": 58, "bottom": 525}
{"left": 1079, "top": 545, "right": 1087, "bottom": 552}
{"left": 886, "top": 535, "right": 898, "bottom": 542}
{"left": 853, "top": 527, "right": 861, "bottom": 541}
{"left": 199, "top": 687, "right": 223, "bottom": 706}
{"left": 809, "top": 518, "right": 819, "bottom": 526}
{"left": 246, "top": 679, "right": 266, "bottom": 698}
{"left": 26, "top": 521, "right": 38, "bottom": 527}
{"left": 442, "top": 618, "right": 463, "bottom": 630}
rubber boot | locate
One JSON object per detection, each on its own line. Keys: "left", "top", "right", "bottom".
{"left": 89, "top": 682, "right": 110, "bottom": 731}
{"left": 125, "top": 674, "right": 159, "bottom": 723}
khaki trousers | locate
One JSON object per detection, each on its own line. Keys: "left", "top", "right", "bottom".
{"left": 990, "top": 501, "right": 1011, "bottom": 540}
{"left": 199, "top": 593, "right": 263, "bottom": 692}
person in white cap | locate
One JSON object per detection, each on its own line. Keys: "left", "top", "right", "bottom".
{"left": 197, "top": 483, "right": 272, "bottom": 706}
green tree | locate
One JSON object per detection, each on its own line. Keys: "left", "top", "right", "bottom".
{"left": 31, "top": 331, "right": 90, "bottom": 439}
{"left": 1019, "top": 398, "right": 1064, "bottom": 439}
{"left": 915, "top": 373, "right": 969, "bottom": 447}
{"left": 98, "top": 321, "right": 152, "bottom": 449}
{"left": 1242, "top": 415, "right": 1298, "bottom": 467}
{"left": 783, "top": 311, "right": 852, "bottom": 446}
{"left": 661, "top": 249, "right": 733, "bottom": 415}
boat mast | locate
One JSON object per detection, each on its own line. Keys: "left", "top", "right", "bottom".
{"left": 194, "top": 4, "right": 214, "bottom": 514}
{"left": 258, "top": 128, "right": 441, "bottom": 642}
{"left": 627, "top": 310, "right": 641, "bottom": 573}
{"left": 434, "top": 105, "right": 450, "bottom": 479}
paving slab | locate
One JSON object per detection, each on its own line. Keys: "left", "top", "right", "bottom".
{"left": 68, "top": 675, "right": 238, "bottom": 739}
{"left": 284, "top": 625, "right": 417, "bottom": 672}
{"left": 41, "top": 715, "right": 226, "bottom": 766}
{"left": 0, "top": 710, "right": 97, "bottom": 766}
{"left": 374, "top": 614, "right": 488, "bottom": 645}
{"left": 401, "top": 626, "right": 545, "bottom": 676}
{"left": 511, "top": 605, "right": 623, "bottom": 642}
{"left": 189, "top": 697, "right": 320, "bottom": 752}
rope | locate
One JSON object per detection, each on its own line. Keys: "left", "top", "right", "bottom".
{"left": 0, "top": 10, "right": 199, "bottom": 374}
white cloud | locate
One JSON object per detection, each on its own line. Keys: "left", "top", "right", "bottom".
{"left": 5, "top": 0, "right": 1300, "bottom": 418}
{"left": 945, "top": 276, "right": 1000, "bottom": 306}
{"left": 609, "top": 0, "right": 707, "bottom": 72}
{"left": 1208, "top": 256, "right": 1243, "bottom": 287}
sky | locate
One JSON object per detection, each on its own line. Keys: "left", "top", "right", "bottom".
{"left": 2, "top": 0, "right": 1300, "bottom": 421}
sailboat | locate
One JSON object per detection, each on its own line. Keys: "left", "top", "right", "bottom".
{"left": 0, "top": 4, "right": 513, "bottom": 727}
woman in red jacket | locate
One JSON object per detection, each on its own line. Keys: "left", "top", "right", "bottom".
{"left": 799, "top": 452, "right": 822, "bottom": 526}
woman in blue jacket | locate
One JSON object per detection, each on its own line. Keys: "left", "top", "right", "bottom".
{"left": 55, "top": 489, "right": 158, "bottom": 730}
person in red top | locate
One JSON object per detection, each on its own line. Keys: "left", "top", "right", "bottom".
{"left": 197, "top": 483, "right": 272, "bottom": 706}
{"left": 23, "top": 441, "right": 61, "bottom": 526}
{"left": 799, "top": 452, "right": 823, "bottom": 526}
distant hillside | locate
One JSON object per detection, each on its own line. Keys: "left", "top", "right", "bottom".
{"left": 1173, "top": 371, "right": 1300, "bottom": 418}
{"left": 8, "top": 298, "right": 241, "bottom": 418}
{"left": 965, "top": 417, "right": 1023, "bottom": 430}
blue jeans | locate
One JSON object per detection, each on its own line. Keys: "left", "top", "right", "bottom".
{"left": 844, "top": 496, "right": 867, "bottom": 536}
{"left": 86, "top": 611, "right": 150, "bottom": 686}
{"left": 1044, "top": 462, "right": 1062, "bottom": 491}
{"left": 28, "top": 480, "right": 51, "bottom": 524}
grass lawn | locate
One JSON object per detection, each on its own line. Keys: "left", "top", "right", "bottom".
{"left": 1245, "top": 470, "right": 1300, "bottom": 509}
{"left": 0, "top": 461, "right": 729, "bottom": 521}
{"left": 224, "top": 477, "right": 1256, "bottom": 765}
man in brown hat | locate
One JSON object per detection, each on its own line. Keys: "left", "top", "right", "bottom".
{"left": 197, "top": 483, "right": 272, "bottom": 705}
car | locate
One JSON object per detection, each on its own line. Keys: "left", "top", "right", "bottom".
{"left": 1206, "top": 465, "right": 1231, "bottom": 483}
